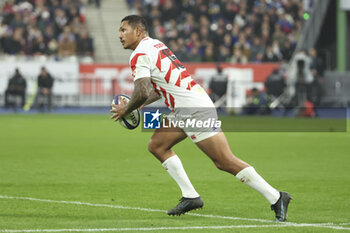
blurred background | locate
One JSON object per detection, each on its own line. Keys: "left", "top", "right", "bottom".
{"left": 0, "top": 0, "right": 349, "bottom": 117}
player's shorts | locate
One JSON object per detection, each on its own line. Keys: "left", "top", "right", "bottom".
{"left": 165, "top": 107, "right": 221, "bottom": 143}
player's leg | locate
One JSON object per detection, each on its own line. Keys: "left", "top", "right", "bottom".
{"left": 148, "top": 118, "right": 198, "bottom": 198}
{"left": 196, "top": 132, "right": 291, "bottom": 221}
{"left": 148, "top": 118, "right": 187, "bottom": 163}
{"left": 148, "top": 118, "right": 203, "bottom": 215}
{"left": 196, "top": 132, "right": 250, "bottom": 175}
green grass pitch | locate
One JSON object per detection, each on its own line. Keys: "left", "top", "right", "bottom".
{"left": 0, "top": 114, "right": 349, "bottom": 233}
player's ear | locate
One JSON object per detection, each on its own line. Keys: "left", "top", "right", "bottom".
{"left": 135, "top": 27, "right": 140, "bottom": 36}
{"left": 136, "top": 26, "right": 143, "bottom": 36}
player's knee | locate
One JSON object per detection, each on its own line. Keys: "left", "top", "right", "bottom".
{"left": 148, "top": 138, "right": 161, "bottom": 155}
{"left": 214, "top": 161, "right": 227, "bottom": 171}
{"left": 213, "top": 158, "right": 235, "bottom": 173}
{"left": 147, "top": 139, "right": 156, "bottom": 154}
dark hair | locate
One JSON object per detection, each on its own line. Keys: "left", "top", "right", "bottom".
{"left": 121, "top": 15, "right": 148, "bottom": 33}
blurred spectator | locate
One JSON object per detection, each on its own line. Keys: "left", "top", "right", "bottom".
{"left": 187, "top": 46, "right": 202, "bottom": 62}
{"left": 152, "top": 18, "right": 165, "bottom": 41}
{"left": 2, "top": 27, "right": 25, "bottom": 54}
{"left": 230, "top": 23, "right": 240, "bottom": 45}
{"left": 58, "top": 26, "right": 75, "bottom": 42}
{"left": 32, "top": 34, "right": 47, "bottom": 55}
{"left": 165, "top": 19, "right": 179, "bottom": 41}
{"left": 212, "top": 27, "right": 225, "bottom": 50}
{"left": 234, "top": 34, "right": 251, "bottom": 60}
{"left": 76, "top": 28, "right": 94, "bottom": 57}
{"left": 265, "top": 68, "right": 286, "bottom": 98}
{"left": 243, "top": 88, "right": 271, "bottom": 115}
{"left": 58, "top": 26, "right": 76, "bottom": 56}
{"left": 70, "top": 16, "right": 82, "bottom": 36}
{"left": 47, "top": 38, "right": 58, "bottom": 55}
{"left": 309, "top": 48, "right": 325, "bottom": 106}
{"left": 263, "top": 45, "right": 279, "bottom": 62}
{"left": 223, "top": 33, "right": 233, "bottom": 53}
{"left": 281, "top": 40, "right": 294, "bottom": 62}
{"left": 4, "top": 68, "right": 26, "bottom": 108}
{"left": 254, "top": 52, "right": 264, "bottom": 63}
{"left": 271, "top": 40, "right": 282, "bottom": 60}
{"left": 217, "top": 45, "right": 231, "bottom": 63}
{"left": 208, "top": 64, "right": 227, "bottom": 103}
{"left": 137, "top": 0, "right": 308, "bottom": 63}
{"left": 202, "top": 43, "right": 215, "bottom": 62}
{"left": 250, "top": 37, "right": 264, "bottom": 61}
{"left": 169, "top": 39, "right": 187, "bottom": 62}
{"left": 309, "top": 48, "right": 324, "bottom": 79}
{"left": 10, "top": 11, "right": 24, "bottom": 29}
{"left": 277, "top": 12, "right": 293, "bottom": 34}
{"left": 0, "top": 0, "right": 93, "bottom": 60}
{"left": 162, "top": 0, "right": 179, "bottom": 23}
{"left": 34, "top": 67, "right": 54, "bottom": 111}
{"left": 231, "top": 47, "right": 248, "bottom": 64}
{"left": 272, "top": 25, "right": 287, "bottom": 47}
{"left": 54, "top": 8, "right": 68, "bottom": 36}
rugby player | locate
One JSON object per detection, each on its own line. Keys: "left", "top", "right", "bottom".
{"left": 111, "top": 15, "right": 291, "bottom": 221}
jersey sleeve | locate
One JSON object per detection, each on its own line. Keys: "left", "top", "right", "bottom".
{"left": 130, "top": 53, "right": 151, "bottom": 82}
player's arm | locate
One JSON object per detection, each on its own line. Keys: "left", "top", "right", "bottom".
{"left": 142, "top": 89, "right": 161, "bottom": 106}
{"left": 126, "top": 77, "right": 153, "bottom": 111}
{"left": 110, "top": 77, "right": 153, "bottom": 121}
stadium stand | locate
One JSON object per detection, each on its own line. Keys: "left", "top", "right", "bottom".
{"left": 83, "top": 0, "right": 131, "bottom": 63}
{"left": 0, "top": 0, "right": 94, "bottom": 62}
{"left": 126, "top": 0, "right": 313, "bottom": 63}
{"left": 1, "top": 0, "right": 348, "bottom": 112}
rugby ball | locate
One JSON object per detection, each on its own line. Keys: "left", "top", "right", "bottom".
{"left": 112, "top": 94, "right": 140, "bottom": 130}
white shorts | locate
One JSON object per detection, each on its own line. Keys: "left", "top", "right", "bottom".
{"left": 165, "top": 107, "right": 221, "bottom": 143}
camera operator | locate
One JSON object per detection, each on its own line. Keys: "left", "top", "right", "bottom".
{"left": 291, "top": 50, "right": 313, "bottom": 106}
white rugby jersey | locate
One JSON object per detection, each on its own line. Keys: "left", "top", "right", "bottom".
{"left": 129, "top": 37, "right": 214, "bottom": 110}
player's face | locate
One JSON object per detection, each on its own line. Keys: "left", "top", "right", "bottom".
{"left": 119, "top": 21, "right": 138, "bottom": 50}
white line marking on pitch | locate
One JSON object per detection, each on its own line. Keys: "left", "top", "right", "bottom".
{"left": 0, "top": 195, "right": 271, "bottom": 223}
{"left": 0, "top": 225, "right": 294, "bottom": 232}
{"left": 1, "top": 224, "right": 350, "bottom": 233}
{"left": 0, "top": 195, "right": 349, "bottom": 231}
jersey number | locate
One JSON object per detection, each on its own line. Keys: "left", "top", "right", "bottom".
{"left": 161, "top": 49, "right": 185, "bottom": 70}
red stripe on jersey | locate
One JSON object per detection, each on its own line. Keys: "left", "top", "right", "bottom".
{"left": 151, "top": 80, "right": 161, "bottom": 96}
{"left": 156, "top": 50, "right": 168, "bottom": 71}
{"left": 156, "top": 52, "right": 162, "bottom": 71}
{"left": 187, "top": 80, "right": 197, "bottom": 90}
{"left": 164, "top": 63, "right": 173, "bottom": 83}
{"left": 169, "top": 94, "right": 175, "bottom": 109}
{"left": 159, "top": 87, "right": 170, "bottom": 108}
{"left": 130, "top": 53, "right": 146, "bottom": 72}
{"left": 175, "top": 70, "right": 191, "bottom": 87}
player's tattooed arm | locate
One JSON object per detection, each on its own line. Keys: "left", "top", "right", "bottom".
{"left": 143, "top": 88, "right": 161, "bottom": 107}
{"left": 124, "top": 77, "right": 155, "bottom": 114}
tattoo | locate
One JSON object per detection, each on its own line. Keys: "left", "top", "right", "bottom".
{"left": 143, "top": 90, "right": 161, "bottom": 106}
{"left": 124, "top": 78, "right": 153, "bottom": 114}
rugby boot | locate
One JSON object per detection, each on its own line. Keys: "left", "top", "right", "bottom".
{"left": 167, "top": 196, "right": 203, "bottom": 216}
{"left": 271, "top": 191, "right": 292, "bottom": 222}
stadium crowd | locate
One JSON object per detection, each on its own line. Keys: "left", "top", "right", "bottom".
{"left": 126, "top": 0, "right": 312, "bottom": 63}
{"left": 0, "top": 0, "right": 94, "bottom": 60}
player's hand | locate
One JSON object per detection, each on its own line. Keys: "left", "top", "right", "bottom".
{"left": 110, "top": 97, "right": 128, "bottom": 121}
